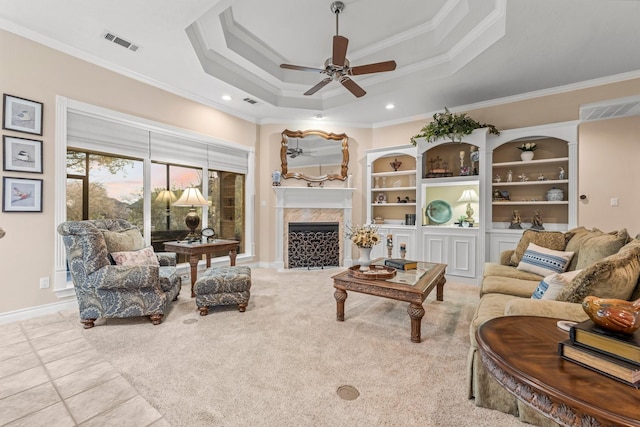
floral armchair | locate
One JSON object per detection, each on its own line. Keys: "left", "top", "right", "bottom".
{"left": 57, "top": 219, "right": 181, "bottom": 328}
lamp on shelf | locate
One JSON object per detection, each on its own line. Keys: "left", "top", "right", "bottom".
{"left": 173, "top": 187, "right": 209, "bottom": 240}
{"left": 457, "top": 188, "right": 479, "bottom": 225}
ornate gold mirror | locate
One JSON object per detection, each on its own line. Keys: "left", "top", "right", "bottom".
{"left": 280, "top": 129, "right": 349, "bottom": 182}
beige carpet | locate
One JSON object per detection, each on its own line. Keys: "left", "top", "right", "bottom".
{"left": 76, "top": 267, "right": 525, "bottom": 426}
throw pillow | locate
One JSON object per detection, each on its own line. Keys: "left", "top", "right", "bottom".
{"left": 556, "top": 241, "right": 640, "bottom": 303}
{"left": 565, "top": 227, "right": 629, "bottom": 271}
{"left": 102, "top": 228, "right": 145, "bottom": 253}
{"left": 111, "top": 246, "right": 159, "bottom": 267}
{"left": 531, "top": 269, "right": 582, "bottom": 300}
{"left": 516, "top": 242, "right": 575, "bottom": 277}
{"left": 509, "top": 230, "right": 567, "bottom": 267}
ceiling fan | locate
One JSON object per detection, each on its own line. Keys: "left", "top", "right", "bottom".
{"left": 287, "top": 138, "right": 303, "bottom": 158}
{"left": 280, "top": 1, "right": 397, "bottom": 98}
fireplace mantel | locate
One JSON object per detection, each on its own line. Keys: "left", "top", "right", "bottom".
{"left": 273, "top": 186, "right": 355, "bottom": 270}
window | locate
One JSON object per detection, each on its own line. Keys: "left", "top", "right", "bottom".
{"left": 54, "top": 97, "right": 254, "bottom": 295}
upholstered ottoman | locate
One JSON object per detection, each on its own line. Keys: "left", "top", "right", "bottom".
{"left": 194, "top": 266, "right": 251, "bottom": 315}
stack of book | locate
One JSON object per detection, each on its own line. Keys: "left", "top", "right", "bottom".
{"left": 558, "top": 319, "right": 640, "bottom": 388}
{"left": 384, "top": 258, "right": 418, "bottom": 270}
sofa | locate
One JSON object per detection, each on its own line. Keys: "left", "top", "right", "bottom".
{"left": 58, "top": 219, "right": 182, "bottom": 328}
{"left": 468, "top": 227, "right": 640, "bottom": 425}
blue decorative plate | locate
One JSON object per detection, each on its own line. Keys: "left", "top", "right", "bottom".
{"left": 426, "top": 200, "right": 452, "bottom": 224}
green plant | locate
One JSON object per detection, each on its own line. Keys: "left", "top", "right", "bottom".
{"left": 411, "top": 107, "right": 500, "bottom": 145}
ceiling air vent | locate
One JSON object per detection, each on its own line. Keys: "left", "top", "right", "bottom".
{"left": 103, "top": 32, "right": 141, "bottom": 52}
{"left": 580, "top": 95, "right": 640, "bottom": 122}
{"left": 243, "top": 97, "right": 258, "bottom": 105}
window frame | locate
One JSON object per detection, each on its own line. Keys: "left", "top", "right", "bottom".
{"left": 54, "top": 96, "right": 255, "bottom": 296}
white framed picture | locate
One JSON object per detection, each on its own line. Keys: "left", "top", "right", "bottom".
{"left": 2, "top": 94, "right": 43, "bottom": 135}
{"left": 2, "top": 176, "right": 43, "bottom": 212}
{"left": 3, "top": 135, "right": 43, "bottom": 173}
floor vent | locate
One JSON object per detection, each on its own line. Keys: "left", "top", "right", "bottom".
{"left": 103, "top": 32, "right": 141, "bottom": 52}
{"left": 580, "top": 95, "right": 640, "bottom": 122}
{"left": 243, "top": 97, "right": 258, "bottom": 105}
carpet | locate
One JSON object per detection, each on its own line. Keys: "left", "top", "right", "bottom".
{"left": 78, "top": 267, "right": 524, "bottom": 426}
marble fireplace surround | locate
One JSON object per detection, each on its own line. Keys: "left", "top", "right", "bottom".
{"left": 273, "top": 187, "right": 355, "bottom": 270}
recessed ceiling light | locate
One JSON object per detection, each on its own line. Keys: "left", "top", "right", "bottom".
{"left": 222, "top": 95, "right": 232, "bottom": 101}
{"left": 314, "top": 114, "right": 324, "bottom": 120}
{"left": 386, "top": 103, "right": 395, "bottom": 110}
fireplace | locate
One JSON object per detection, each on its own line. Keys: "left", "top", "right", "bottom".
{"left": 288, "top": 222, "right": 339, "bottom": 269}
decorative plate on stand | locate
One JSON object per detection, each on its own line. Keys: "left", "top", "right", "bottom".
{"left": 426, "top": 200, "right": 453, "bottom": 224}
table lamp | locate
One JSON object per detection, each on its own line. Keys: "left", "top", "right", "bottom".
{"left": 457, "top": 188, "right": 479, "bottom": 224}
{"left": 173, "top": 187, "right": 209, "bottom": 240}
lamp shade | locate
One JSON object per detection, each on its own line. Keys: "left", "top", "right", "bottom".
{"left": 173, "top": 187, "right": 209, "bottom": 207}
{"left": 156, "top": 189, "right": 177, "bottom": 204}
{"left": 457, "top": 188, "right": 479, "bottom": 203}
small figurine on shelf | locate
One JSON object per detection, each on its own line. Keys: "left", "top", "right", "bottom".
{"left": 390, "top": 158, "right": 402, "bottom": 171}
{"left": 531, "top": 210, "right": 545, "bottom": 230}
{"left": 507, "top": 170, "right": 513, "bottom": 182}
{"left": 518, "top": 173, "right": 528, "bottom": 182}
{"left": 387, "top": 234, "right": 393, "bottom": 258}
{"left": 559, "top": 167, "right": 566, "bottom": 180}
{"left": 494, "top": 174, "right": 501, "bottom": 183}
{"left": 400, "top": 243, "right": 406, "bottom": 259}
{"left": 470, "top": 146, "right": 480, "bottom": 175}
{"left": 509, "top": 210, "right": 522, "bottom": 229}
{"left": 538, "top": 173, "right": 545, "bottom": 181}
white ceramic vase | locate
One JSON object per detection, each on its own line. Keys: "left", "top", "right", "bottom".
{"left": 520, "top": 151, "right": 534, "bottom": 161}
{"left": 358, "top": 247, "right": 372, "bottom": 271}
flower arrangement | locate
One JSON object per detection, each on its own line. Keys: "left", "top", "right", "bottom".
{"left": 345, "top": 223, "right": 381, "bottom": 248}
{"left": 518, "top": 142, "right": 537, "bottom": 152}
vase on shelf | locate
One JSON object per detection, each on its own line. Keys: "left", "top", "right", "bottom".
{"left": 520, "top": 151, "right": 534, "bottom": 161}
{"left": 358, "top": 247, "right": 372, "bottom": 271}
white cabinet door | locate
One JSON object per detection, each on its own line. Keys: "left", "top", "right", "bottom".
{"left": 448, "top": 234, "right": 476, "bottom": 278}
{"left": 423, "top": 234, "right": 448, "bottom": 264}
{"left": 488, "top": 232, "right": 521, "bottom": 262}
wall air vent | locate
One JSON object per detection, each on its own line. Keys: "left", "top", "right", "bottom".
{"left": 580, "top": 95, "right": 640, "bottom": 122}
{"left": 103, "top": 32, "right": 141, "bottom": 52}
{"left": 243, "top": 97, "right": 258, "bottom": 105}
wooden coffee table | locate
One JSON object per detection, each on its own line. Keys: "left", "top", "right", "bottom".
{"left": 476, "top": 316, "right": 640, "bottom": 426}
{"left": 331, "top": 260, "right": 446, "bottom": 343}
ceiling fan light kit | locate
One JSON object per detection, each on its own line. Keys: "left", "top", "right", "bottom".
{"left": 280, "top": 1, "right": 397, "bottom": 98}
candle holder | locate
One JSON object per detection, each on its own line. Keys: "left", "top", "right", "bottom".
{"left": 400, "top": 244, "right": 406, "bottom": 259}
{"left": 386, "top": 234, "right": 393, "bottom": 258}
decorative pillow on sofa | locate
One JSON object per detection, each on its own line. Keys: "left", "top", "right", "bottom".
{"left": 516, "top": 242, "right": 574, "bottom": 277}
{"left": 565, "top": 227, "right": 629, "bottom": 271}
{"left": 111, "top": 246, "right": 160, "bottom": 267}
{"left": 509, "top": 230, "right": 567, "bottom": 267}
{"left": 531, "top": 269, "right": 582, "bottom": 300}
{"left": 556, "top": 240, "right": 640, "bottom": 303}
{"left": 102, "top": 228, "right": 145, "bottom": 253}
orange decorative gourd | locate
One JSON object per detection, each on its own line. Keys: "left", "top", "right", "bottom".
{"left": 582, "top": 296, "right": 640, "bottom": 335}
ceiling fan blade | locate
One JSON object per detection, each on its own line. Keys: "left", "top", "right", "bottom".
{"left": 280, "top": 64, "right": 324, "bottom": 73}
{"left": 332, "top": 35, "right": 349, "bottom": 67}
{"left": 350, "top": 60, "right": 397, "bottom": 76}
{"left": 304, "top": 78, "right": 332, "bottom": 96}
{"left": 340, "top": 77, "right": 366, "bottom": 98}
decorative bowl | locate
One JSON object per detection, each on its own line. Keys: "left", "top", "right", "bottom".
{"left": 546, "top": 187, "right": 564, "bottom": 201}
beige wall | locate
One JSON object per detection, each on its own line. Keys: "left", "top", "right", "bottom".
{"left": 2, "top": 26, "right": 640, "bottom": 316}
{"left": 0, "top": 30, "right": 257, "bottom": 314}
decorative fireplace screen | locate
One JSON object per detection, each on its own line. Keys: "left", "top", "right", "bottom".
{"left": 287, "top": 222, "right": 339, "bottom": 269}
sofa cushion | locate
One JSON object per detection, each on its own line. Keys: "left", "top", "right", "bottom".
{"left": 509, "top": 230, "right": 567, "bottom": 266}
{"left": 480, "top": 275, "right": 541, "bottom": 298}
{"left": 516, "top": 243, "right": 574, "bottom": 276}
{"left": 102, "top": 228, "right": 145, "bottom": 253}
{"left": 557, "top": 241, "right": 640, "bottom": 303}
{"left": 483, "top": 262, "right": 544, "bottom": 281}
{"left": 565, "top": 227, "right": 629, "bottom": 271}
{"left": 531, "top": 269, "right": 582, "bottom": 300}
{"left": 111, "top": 246, "right": 160, "bottom": 267}
{"left": 470, "top": 293, "right": 521, "bottom": 348}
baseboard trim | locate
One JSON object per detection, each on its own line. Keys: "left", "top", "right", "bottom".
{"left": 0, "top": 299, "right": 78, "bottom": 325}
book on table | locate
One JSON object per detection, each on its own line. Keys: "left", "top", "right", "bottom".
{"left": 384, "top": 258, "right": 418, "bottom": 270}
{"left": 569, "top": 319, "right": 640, "bottom": 366}
{"left": 558, "top": 340, "right": 640, "bottom": 388}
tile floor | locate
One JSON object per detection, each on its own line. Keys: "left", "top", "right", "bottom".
{"left": 0, "top": 312, "right": 170, "bottom": 426}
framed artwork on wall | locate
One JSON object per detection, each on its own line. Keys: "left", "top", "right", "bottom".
{"left": 2, "top": 94, "right": 43, "bottom": 135}
{"left": 2, "top": 176, "right": 43, "bottom": 212}
{"left": 3, "top": 135, "right": 43, "bottom": 173}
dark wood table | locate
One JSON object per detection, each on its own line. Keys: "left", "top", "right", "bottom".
{"left": 163, "top": 239, "right": 239, "bottom": 297}
{"left": 331, "top": 260, "right": 446, "bottom": 343}
{"left": 476, "top": 316, "right": 640, "bottom": 427}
